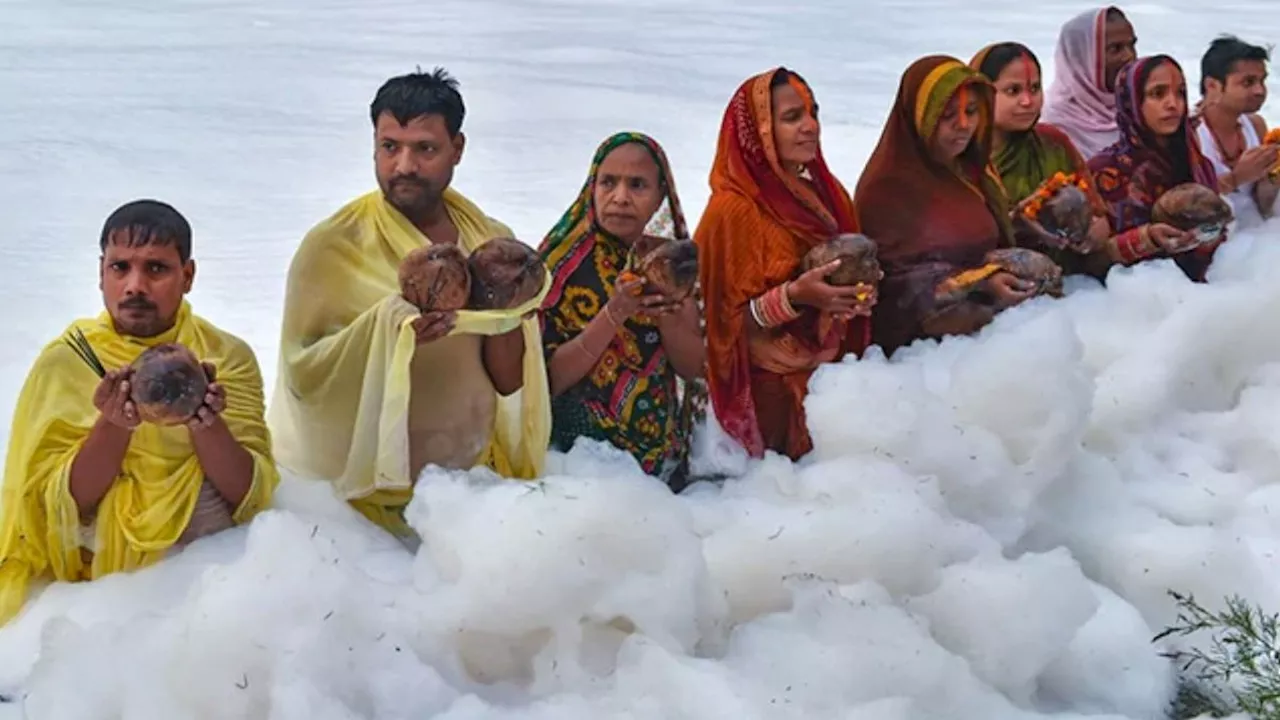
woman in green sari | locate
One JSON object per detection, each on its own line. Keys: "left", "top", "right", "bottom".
{"left": 971, "top": 42, "right": 1117, "bottom": 278}
{"left": 537, "top": 132, "right": 705, "bottom": 484}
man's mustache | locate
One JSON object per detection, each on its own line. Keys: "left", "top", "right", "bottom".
{"left": 120, "top": 297, "right": 155, "bottom": 310}
{"left": 391, "top": 175, "right": 429, "bottom": 189}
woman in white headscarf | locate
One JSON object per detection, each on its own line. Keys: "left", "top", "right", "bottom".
{"left": 1042, "top": 6, "right": 1138, "bottom": 158}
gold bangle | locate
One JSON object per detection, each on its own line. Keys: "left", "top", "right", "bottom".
{"left": 573, "top": 337, "right": 605, "bottom": 363}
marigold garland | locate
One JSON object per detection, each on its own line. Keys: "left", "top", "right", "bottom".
{"left": 1264, "top": 129, "right": 1280, "bottom": 180}
{"left": 1021, "top": 171, "right": 1091, "bottom": 220}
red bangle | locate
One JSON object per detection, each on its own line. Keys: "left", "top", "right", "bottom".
{"left": 750, "top": 283, "right": 801, "bottom": 328}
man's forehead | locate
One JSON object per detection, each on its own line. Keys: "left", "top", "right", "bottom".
{"left": 102, "top": 236, "right": 182, "bottom": 263}
{"left": 376, "top": 113, "right": 447, "bottom": 139}
{"left": 1231, "top": 60, "right": 1268, "bottom": 77}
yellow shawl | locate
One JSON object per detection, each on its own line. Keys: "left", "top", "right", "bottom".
{"left": 0, "top": 301, "right": 278, "bottom": 625}
{"left": 268, "top": 189, "right": 550, "bottom": 531}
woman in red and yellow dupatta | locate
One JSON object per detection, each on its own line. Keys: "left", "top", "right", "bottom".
{"left": 695, "top": 67, "right": 873, "bottom": 462}
{"left": 855, "top": 55, "right": 1050, "bottom": 356}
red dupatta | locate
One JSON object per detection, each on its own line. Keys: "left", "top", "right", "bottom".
{"left": 695, "top": 68, "right": 865, "bottom": 459}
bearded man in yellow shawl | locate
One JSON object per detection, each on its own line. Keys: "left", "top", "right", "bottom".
{"left": 270, "top": 68, "right": 551, "bottom": 540}
{"left": 0, "top": 199, "right": 279, "bottom": 626}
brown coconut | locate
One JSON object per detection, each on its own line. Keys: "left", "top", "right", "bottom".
{"left": 129, "top": 343, "right": 209, "bottom": 426}
{"left": 399, "top": 244, "right": 471, "bottom": 312}
{"left": 466, "top": 237, "right": 548, "bottom": 310}
{"left": 985, "top": 247, "right": 1064, "bottom": 297}
{"left": 1034, "top": 185, "right": 1093, "bottom": 248}
{"left": 628, "top": 235, "right": 700, "bottom": 303}
{"left": 1152, "top": 183, "right": 1234, "bottom": 240}
{"left": 800, "top": 233, "right": 883, "bottom": 287}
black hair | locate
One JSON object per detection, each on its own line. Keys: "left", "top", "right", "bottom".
{"left": 1200, "top": 34, "right": 1270, "bottom": 95}
{"left": 1106, "top": 7, "right": 1127, "bottom": 21}
{"left": 977, "top": 42, "right": 1041, "bottom": 83}
{"left": 770, "top": 66, "right": 816, "bottom": 91}
{"left": 99, "top": 199, "right": 192, "bottom": 263}
{"left": 370, "top": 67, "right": 466, "bottom": 136}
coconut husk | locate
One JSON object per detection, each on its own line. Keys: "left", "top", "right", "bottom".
{"left": 800, "top": 233, "right": 883, "bottom": 287}
{"left": 399, "top": 244, "right": 471, "bottom": 312}
{"left": 466, "top": 237, "right": 548, "bottom": 310}
{"left": 627, "top": 235, "right": 699, "bottom": 303}
{"left": 1151, "top": 183, "right": 1234, "bottom": 244}
{"left": 985, "top": 247, "right": 1064, "bottom": 297}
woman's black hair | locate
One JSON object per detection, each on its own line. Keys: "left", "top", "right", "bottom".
{"left": 977, "top": 42, "right": 1041, "bottom": 83}
{"left": 770, "top": 67, "right": 811, "bottom": 90}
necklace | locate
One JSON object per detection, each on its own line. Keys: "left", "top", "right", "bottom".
{"left": 1206, "top": 116, "right": 1245, "bottom": 167}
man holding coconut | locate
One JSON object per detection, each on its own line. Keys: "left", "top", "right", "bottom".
{"left": 0, "top": 199, "right": 279, "bottom": 626}
{"left": 270, "top": 68, "right": 550, "bottom": 541}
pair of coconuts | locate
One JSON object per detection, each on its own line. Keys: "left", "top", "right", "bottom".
{"left": 1029, "top": 180, "right": 1232, "bottom": 250}
{"left": 796, "top": 233, "right": 1062, "bottom": 306}
{"left": 398, "top": 237, "right": 549, "bottom": 313}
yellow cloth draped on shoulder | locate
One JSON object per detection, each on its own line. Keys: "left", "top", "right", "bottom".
{"left": 269, "top": 189, "right": 550, "bottom": 536}
{"left": 0, "top": 301, "right": 278, "bottom": 626}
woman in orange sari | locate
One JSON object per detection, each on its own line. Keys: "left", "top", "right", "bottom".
{"left": 695, "top": 67, "right": 875, "bottom": 461}
{"left": 855, "top": 55, "right": 1051, "bottom": 355}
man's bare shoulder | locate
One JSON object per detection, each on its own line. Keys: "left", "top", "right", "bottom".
{"left": 1247, "top": 113, "right": 1269, "bottom": 138}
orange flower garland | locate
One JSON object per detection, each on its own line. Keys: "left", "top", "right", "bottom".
{"left": 935, "top": 263, "right": 1002, "bottom": 300}
{"left": 1021, "top": 172, "right": 1092, "bottom": 220}
{"left": 617, "top": 269, "right": 645, "bottom": 294}
{"left": 1265, "top": 129, "right": 1280, "bottom": 180}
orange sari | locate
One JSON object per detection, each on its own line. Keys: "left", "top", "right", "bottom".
{"left": 694, "top": 68, "right": 865, "bottom": 461}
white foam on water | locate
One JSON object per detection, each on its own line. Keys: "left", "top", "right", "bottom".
{"left": 5, "top": 0, "right": 1280, "bottom": 717}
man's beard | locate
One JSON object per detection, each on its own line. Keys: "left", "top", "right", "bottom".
{"left": 383, "top": 175, "right": 439, "bottom": 218}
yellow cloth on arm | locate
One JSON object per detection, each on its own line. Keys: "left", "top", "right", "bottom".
{"left": 0, "top": 301, "right": 279, "bottom": 626}
{"left": 268, "top": 189, "right": 551, "bottom": 535}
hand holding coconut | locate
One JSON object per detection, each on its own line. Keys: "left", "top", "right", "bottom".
{"left": 791, "top": 233, "right": 882, "bottom": 320}
{"left": 981, "top": 248, "right": 1062, "bottom": 309}
{"left": 92, "top": 369, "right": 140, "bottom": 431}
{"left": 69, "top": 331, "right": 213, "bottom": 428}
{"left": 397, "top": 237, "right": 547, "bottom": 345}
{"left": 1149, "top": 183, "right": 1234, "bottom": 251}
{"left": 983, "top": 272, "right": 1038, "bottom": 310}
{"left": 615, "top": 234, "right": 700, "bottom": 318}
{"left": 410, "top": 312, "right": 458, "bottom": 345}
{"left": 606, "top": 273, "right": 679, "bottom": 323}
{"left": 185, "top": 362, "right": 227, "bottom": 432}
{"left": 1012, "top": 173, "right": 1096, "bottom": 253}
{"left": 1146, "top": 223, "right": 1200, "bottom": 254}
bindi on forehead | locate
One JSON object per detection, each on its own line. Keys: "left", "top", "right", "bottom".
{"left": 1020, "top": 55, "right": 1039, "bottom": 83}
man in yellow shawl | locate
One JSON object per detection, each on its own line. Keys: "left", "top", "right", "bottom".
{"left": 269, "top": 68, "right": 551, "bottom": 540}
{"left": 0, "top": 199, "right": 279, "bottom": 626}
